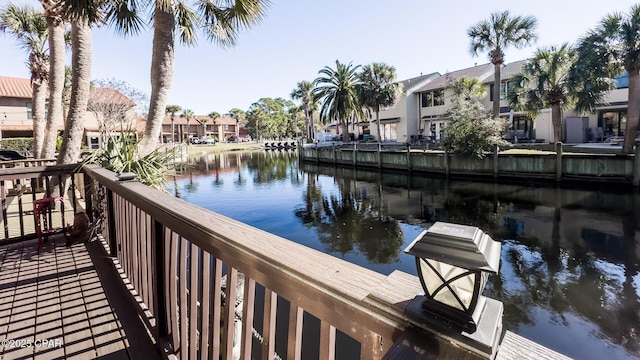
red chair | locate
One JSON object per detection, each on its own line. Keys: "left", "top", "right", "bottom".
{"left": 34, "top": 197, "right": 65, "bottom": 248}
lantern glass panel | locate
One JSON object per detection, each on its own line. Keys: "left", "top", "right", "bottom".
{"left": 419, "top": 258, "right": 477, "bottom": 311}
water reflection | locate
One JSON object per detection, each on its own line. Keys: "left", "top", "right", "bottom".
{"left": 170, "top": 151, "right": 640, "bottom": 360}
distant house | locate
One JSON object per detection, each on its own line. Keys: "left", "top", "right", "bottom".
{"left": 0, "top": 76, "right": 47, "bottom": 138}
{"left": 415, "top": 63, "right": 494, "bottom": 141}
{"left": 0, "top": 75, "right": 141, "bottom": 149}
{"left": 370, "top": 72, "right": 440, "bottom": 142}
{"left": 160, "top": 115, "right": 243, "bottom": 143}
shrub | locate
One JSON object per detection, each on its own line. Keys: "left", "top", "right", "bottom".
{"left": 0, "top": 138, "right": 33, "bottom": 152}
{"left": 82, "top": 131, "right": 176, "bottom": 190}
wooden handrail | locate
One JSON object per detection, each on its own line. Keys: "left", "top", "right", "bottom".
{"left": 81, "top": 164, "right": 487, "bottom": 359}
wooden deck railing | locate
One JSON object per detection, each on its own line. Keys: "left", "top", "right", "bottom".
{"left": 82, "top": 164, "right": 453, "bottom": 360}
{"left": 2, "top": 163, "right": 488, "bottom": 359}
{"left": 0, "top": 162, "right": 79, "bottom": 242}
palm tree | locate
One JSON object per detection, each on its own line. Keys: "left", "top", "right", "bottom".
{"left": 357, "top": 62, "right": 402, "bottom": 142}
{"left": 290, "top": 80, "right": 316, "bottom": 141}
{"left": 574, "top": 4, "right": 640, "bottom": 153}
{"left": 165, "top": 105, "right": 181, "bottom": 143}
{"left": 181, "top": 108, "right": 194, "bottom": 144}
{"left": 38, "top": 0, "right": 66, "bottom": 159}
{"left": 450, "top": 77, "right": 486, "bottom": 100}
{"left": 313, "top": 60, "right": 363, "bottom": 142}
{"left": 0, "top": 3, "right": 49, "bottom": 158}
{"left": 208, "top": 111, "right": 220, "bottom": 139}
{"left": 57, "top": 10, "right": 98, "bottom": 165}
{"left": 468, "top": 10, "right": 538, "bottom": 118}
{"left": 226, "top": 108, "right": 245, "bottom": 139}
{"left": 508, "top": 44, "right": 578, "bottom": 144}
{"left": 106, "top": 0, "right": 270, "bottom": 156}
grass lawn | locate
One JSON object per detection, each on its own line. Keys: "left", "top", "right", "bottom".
{"left": 185, "top": 142, "right": 263, "bottom": 157}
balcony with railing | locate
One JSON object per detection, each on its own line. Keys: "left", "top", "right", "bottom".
{"left": 0, "top": 161, "right": 570, "bottom": 360}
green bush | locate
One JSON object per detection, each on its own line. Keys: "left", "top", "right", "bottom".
{"left": 0, "top": 138, "right": 33, "bottom": 152}
{"left": 444, "top": 98, "right": 509, "bottom": 159}
{"left": 82, "top": 131, "right": 176, "bottom": 190}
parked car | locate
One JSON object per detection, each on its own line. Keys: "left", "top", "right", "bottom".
{"left": 189, "top": 137, "right": 201, "bottom": 144}
{"left": 201, "top": 136, "right": 216, "bottom": 144}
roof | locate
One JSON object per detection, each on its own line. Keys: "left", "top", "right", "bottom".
{"left": 89, "top": 87, "right": 136, "bottom": 107}
{"left": 0, "top": 76, "right": 32, "bottom": 99}
{"left": 483, "top": 60, "right": 527, "bottom": 83}
{"left": 415, "top": 63, "right": 493, "bottom": 92}
{"left": 398, "top": 72, "right": 440, "bottom": 93}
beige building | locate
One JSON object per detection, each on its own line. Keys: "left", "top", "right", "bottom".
{"left": 0, "top": 76, "right": 141, "bottom": 149}
{"left": 367, "top": 72, "right": 439, "bottom": 142}
{"left": 416, "top": 63, "right": 494, "bottom": 141}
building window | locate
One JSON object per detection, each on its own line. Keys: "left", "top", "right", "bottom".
{"left": 615, "top": 72, "right": 629, "bottom": 89}
{"left": 26, "top": 102, "right": 32, "bottom": 119}
{"left": 90, "top": 136, "right": 100, "bottom": 150}
{"left": 421, "top": 89, "right": 445, "bottom": 107}
{"left": 599, "top": 110, "right": 627, "bottom": 137}
{"left": 490, "top": 81, "right": 518, "bottom": 101}
{"left": 224, "top": 124, "right": 229, "bottom": 130}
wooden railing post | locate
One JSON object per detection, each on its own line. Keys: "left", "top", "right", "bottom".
{"left": 152, "top": 219, "right": 168, "bottom": 338}
{"left": 493, "top": 144, "right": 499, "bottom": 179}
{"left": 106, "top": 188, "right": 117, "bottom": 257}
{"left": 633, "top": 140, "right": 640, "bottom": 187}
{"left": 555, "top": 142, "right": 563, "bottom": 182}
{"left": 83, "top": 173, "right": 94, "bottom": 222}
{"left": 407, "top": 143, "right": 412, "bottom": 171}
{"left": 353, "top": 143, "right": 357, "bottom": 167}
{"left": 333, "top": 144, "right": 337, "bottom": 164}
{"left": 444, "top": 147, "right": 450, "bottom": 176}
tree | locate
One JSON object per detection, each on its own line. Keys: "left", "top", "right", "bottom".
{"left": 226, "top": 108, "right": 246, "bottom": 138}
{"left": 357, "top": 62, "right": 402, "bottom": 142}
{"left": 290, "top": 80, "right": 316, "bottom": 141}
{"left": 57, "top": 19, "right": 93, "bottom": 165}
{"left": 468, "top": 10, "right": 538, "bottom": 118}
{"left": 0, "top": 3, "right": 49, "bottom": 158}
{"left": 205, "top": 111, "right": 219, "bottom": 139}
{"left": 107, "top": 0, "right": 270, "bottom": 156}
{"left": 86, "top": 83, "right": 138, "bottom": 141}
{"left": 165, "top": 105, "right": 181, "bottom": 143}
{"left": 181, "top": 108, "right": 194, "bottom": 144}
{"left": 39, "top": 0, "right": 66, "bottom": 159}
{"left": 56, "top": 0, "right": 103, "bottom": 166}
{"left": 574, "top": 4, "right": 640, "bottom": 153}
{"left": 313, "top": 60, "right": 363, "bottom": 142}
{"left": 246, "top": 98, "right": 297, "bottom": 139}
{"left": 444, "top": 77, "right": 508, "bottom": 158}
{"left": 508, "top": 44, "right": 579, "bottom": 144}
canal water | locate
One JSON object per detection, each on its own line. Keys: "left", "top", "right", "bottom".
{"left": 170, "top": 151, "right": 640, "bottom": 360}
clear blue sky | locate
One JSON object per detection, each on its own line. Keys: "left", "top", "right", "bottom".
{"left": 1, "top": 0, "right": 639, "bottom": 115}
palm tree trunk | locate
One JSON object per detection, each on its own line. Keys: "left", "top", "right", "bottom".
{"left": 57, "top": 19, "right": 92, "bottom": 165}
{"left": 41, "top": 21, "right": 65, "bottom": 159}
{"left": 492, "top": 63, "right": 501, "bottom": 118}
{"left": 551, "top": 103, "right": 562, "bottom": 144}
{"left": 32, "top": 79, "right": 47, "bottom": 158}
{"left": 138, "top": 4, "right": 175, "bottom": 157}
{"left": 303, "top": 103, "right": 310, "bottom": 140}
{"left": 623, "top": 69, "right": 640, "bottom": 153}
{"left": 309, "top": 111, "right": 315, "bottom": 140}
{"left": 375, "top": 109, "right": 381, "bottom": 142}
{"left": 341, "top": 121, "right": 349, "bottom": 142}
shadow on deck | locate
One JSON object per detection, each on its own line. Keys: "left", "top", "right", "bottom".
{"left": 0, "top": 235, "right": 163, "bottom": 360}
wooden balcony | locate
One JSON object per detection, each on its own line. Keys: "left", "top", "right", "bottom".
{"left": 0, "top": 161, "right": 571, "bottom": 360}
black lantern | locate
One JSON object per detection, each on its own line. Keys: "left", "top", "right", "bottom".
{"left": 404, "top": 222, "right": 501, "bottom": 334}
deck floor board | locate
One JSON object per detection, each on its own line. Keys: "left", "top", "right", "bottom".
{"left": 0, "top": 236, "right": 161, "bottom": 360}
